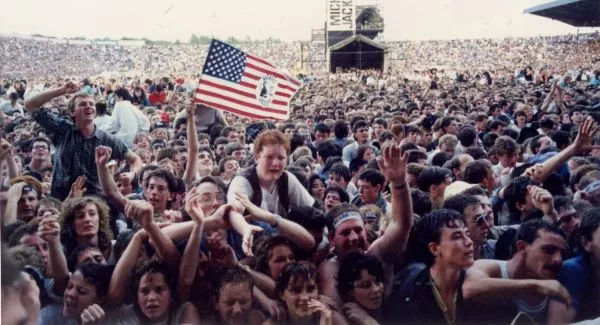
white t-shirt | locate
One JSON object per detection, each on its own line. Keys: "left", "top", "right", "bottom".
{"left": 227, "top": 170, "right": 315, "bottom": 216}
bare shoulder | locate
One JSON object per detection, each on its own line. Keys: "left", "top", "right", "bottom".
{"left": 468, "top": 259, "right": 501, "bottom": 277}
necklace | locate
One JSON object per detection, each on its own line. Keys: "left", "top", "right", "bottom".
{"left": 430, "top": 274, "right": 457, "bottom": 325}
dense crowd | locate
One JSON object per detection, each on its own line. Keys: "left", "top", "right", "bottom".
{"left": 1, "top": 31, "right": 600, "bottom": 325}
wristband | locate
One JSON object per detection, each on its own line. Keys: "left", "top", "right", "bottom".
{"left": 392, "top": 182, "right": 407, "bottom": 190}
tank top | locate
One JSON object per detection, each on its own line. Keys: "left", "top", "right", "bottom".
{"left": 496, "top": 260, "right": 548, "bottom": 322}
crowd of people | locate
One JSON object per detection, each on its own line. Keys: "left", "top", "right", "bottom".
{"left": 1, "top": 31, "right": 600, "bottom": 325}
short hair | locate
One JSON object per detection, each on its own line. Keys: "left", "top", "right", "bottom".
{"left": 407, "top": 163, "right": 426, "bottom": 178}
{"left": 156, "top": 147, "right": 177, "bottom": 162}
{"left": 334, "top": 120, "right": 350, "bottom": 139}
{"left": 463, "top": 160, "right": 491, "bottom": 185}
{"left": 358, "top": 169, "right": 385, "bottom": 188}
{"left": 314, "top": 123, "right": 331, "bottom": 134}
{"left": 579, "top": 208, "right": 600, "bottom": 252}
{"left": 8, "top": 223, "right": 38, "bottom": 248}
{"left": 352, "top": 120, "right": 369, "bottom": 134}
{"left": 415, "top": 209, "right": 466, "bottom": 265}
{"left": 337, "top": 252, "right": 384, "bottom": 302}
{"left": 143, "top": 169, "right": 178, "bottom": 193}
{"left": 214, "top": 267, "right": 254, "bottom": 300}
{"left": 411, "top": 189, "right": 432, "bottom": 217}
{"left": 418, "top": 166, "right": 451, "bottom": 192}
{"left": 275, "top": 262, "right": 317, "bottom": 297}
{"left": 328, "top": 163, "right": 351, "bottom": 182}
{"left": 349, "top": 158, "right": 367, "bottom": 174}
{"left": 75, "top": 263, "right": 114, "bottom": 300}
{"left": 224, "top": 142, "right": 245, "bottom": 156}
{"left": 440, "top": 117, "right": 455, "bottom": 133}
{"left": 457, "top": 126, "right": 478, "bottom": 147}
{"left": 67, "top": 93, "right": 93, "bottom": 113}
{"left": 432, "top": 151, "right": 452, "bottom": 167}
{"left": 548, "top": 130, "right": 571, "bottom": 150}
{"left": 287, "top": 206, "right": 328, "bottom": 232}
{"left": 438, "top": 134, "right": 458, "bottom": 148}
{"left": 316, "top": 141, "right": 342, "bottom": 162}
{"left": 407, "top": 150, "right": 428, "bottom": 164}
{"left": 114, "top": 88, "right": 132, "bottom": 101}
{"left": 503, "top": 176, "right": 535, "bottom": 216}
{"left": 254, "top": 130, "right": 290, "bottom": 155}
{"left": 491, "top": 136, "right": 519, "bottom": 156}
{"left": 516, "top": 219, "right": 565, "bottom": 245}
{"left": 324, "top": 185, "right": 350, "bottom": 203}
{"left": 465, "top": 146, "right": 488, "bottom": 160}
{"left": 443, "top": 194, "right": 480, "bottom": 215}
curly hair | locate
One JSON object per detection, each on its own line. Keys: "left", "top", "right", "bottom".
{"left": 59, "top": 196, "right": 113, "bottom": 257}
{"left": 253, "top": 235, "right": 296, "bottom": 278}
{"left": 337, "top": 251, "right": 384, "bottom": 302}
{"left": 275, "top": 261, "right": 318, "bottom": 298}
{"left": 254, "top": 129, "right": 290, "bottom": 155}
{"left": 131, "top": 259, "right": 180, "bottom": 323}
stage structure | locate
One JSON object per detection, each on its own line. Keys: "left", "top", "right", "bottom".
{"left": 325, "top": 0, "right": 386, "bottom": 72}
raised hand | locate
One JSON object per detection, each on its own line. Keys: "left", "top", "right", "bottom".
{"left": 0, "top": 139, "right": 13, "bottom": 161}
{"left": 186, "top": 100, "right": 197, "bottom": 118}
{"left": 528, "top": 185, "right": 555, "bottom": 216}
{"left": 522, "top": 164, "right": 544, "bottom": 184}
{"left": 62, "top": 81, "right": 80, "bottom": 95}
{"left": 241, "top": 224, "right": 263, "bottom": 257}
{"left": 308, "top": 298, "right": 333, "bottom": 325}
{"left": 573, "top": 116, "right": 599, "bottom": 151}
{"left": 80, "top": 304, "right": 106, "bottom": 324}
{"left": 94, "top": 146, "right": 112, "bottom": 167}
{"left": 184, "top": 187, "right": 205, "bottom": 224}
{"left": 68, "top": 176, "right": 87, "bottom": 198}
{"left": 125, "top": 200, "right": 154, "bottom": 229}
{"left": 38, "top": 217, "right": 61, "bottom": 245}
{"left": 376, "top": 143, "right": 409, "bottom": 186}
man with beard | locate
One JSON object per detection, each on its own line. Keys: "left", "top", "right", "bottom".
{"left": 463, "top": 219, "right": 570, "bottom": 324}
{"left": 319, "top": 144, "right": 413, "bottom": 306}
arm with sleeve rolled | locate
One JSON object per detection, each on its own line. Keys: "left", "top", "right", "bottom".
{"left": 107, "top": 229, "right": 146, "bottom": 307}
{"left": 24, "top": 82, "right": 78, "bottom": 114}
{"left": 182, "top": 103, "right": 198, "bottom": 186}
{"left": 95, "top": 146, "right": 127, "bottom": 210}
{"left": 38, "top": 217, "right": 69, "bottom": 296}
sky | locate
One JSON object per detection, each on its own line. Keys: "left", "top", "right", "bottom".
{"left": 1, "top": 0, "right": 598, "bottom": 42}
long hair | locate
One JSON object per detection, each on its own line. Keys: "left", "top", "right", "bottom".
{"left": 59, "top": 196, "right": 113, "bottom": 256}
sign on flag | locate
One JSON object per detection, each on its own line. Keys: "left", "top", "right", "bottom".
{"left": 195, "top": 39, "right": 301, "bottom": 120}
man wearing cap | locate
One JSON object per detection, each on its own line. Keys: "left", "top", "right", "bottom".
{"left": 24, "top": 82, "right": 143, "bottom": 201}
{"left": 319, "top": 144, "right": 413, "bottom": 305}
{"left": 4, "top": 181, "right": 41, "bottom": 224}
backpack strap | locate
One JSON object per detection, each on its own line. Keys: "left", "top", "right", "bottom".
{"left": 239, "top": 165, "right": 262, "bottom": 207}
{"left": 277, "top": 171, "right": 289, "bottom": 214}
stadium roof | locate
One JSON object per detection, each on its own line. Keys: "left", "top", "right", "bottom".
{"left": 524, "top": 0, "right": 600, "bottom": 27}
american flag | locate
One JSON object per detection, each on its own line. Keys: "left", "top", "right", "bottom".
{"left": 195, "top": 39, "right": 301, "bottom": 120}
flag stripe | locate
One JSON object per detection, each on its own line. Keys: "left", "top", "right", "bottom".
{"left": 278, "top": 83, "right": 297, "bottom": 92}
{"left": 196, "top": 98, "right": 278, "bottom": 120}
{"left": 196, "top": 88, "right": 289, "bottom": 115}
{"left": 247, "top": 57, "right": 301, "bottom": 87}
{"left": 247, "top": 54, "right": 274, "bottom": 68}
{"left": 272, "top": 99, "right": 288, "bottom": 106}
{"left": 195, "top": 97, "right": 288, "bottom": 120}
{"left": 244, "top": 69, "right": 297, "bottom": 93}
{"left": 246, "top": 62, "right": 290, "bottom": 83}
{"left": 198, "top": 79, "right": 255, "bottom": 99}
{"left": 242, "top": 72, "right": 260, "bottom": 81}
{"left": 275, "top": 91, "right": 291, "bottom": 98}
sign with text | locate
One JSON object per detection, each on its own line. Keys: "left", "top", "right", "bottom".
{"left": 327, "top": 0, "right": 355, "bottom": 32}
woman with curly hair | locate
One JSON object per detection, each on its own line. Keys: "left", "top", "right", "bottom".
{"left": 59, "top": 196, "right": 113, "bottom": 259}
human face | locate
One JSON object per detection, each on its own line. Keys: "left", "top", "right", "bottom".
{"left": 582, "top": 227, "right": 600, "bottom": 263}
{"left": 17, "top": 191, "right": 39, "bottom": 222}
{"left": 198, "top": 138, "right": 210, "bottom": 147}
{"left": 196, "top": 182, "right": 225, "bottom": 216}
{"left": 464, "top": 204, "right": 491, "bottom": 246}
{"left": 429, "top": 220, "right": 474, "bottom": 268}
{"left": 474, "top": 195, "right": 493, "bottom": 222}
{"left": 20, "top": 235, "right": 49, "bottom": 272}
{"left": 255, "top": 144, "right": 287, "bottom": 184}
{"left": 138, "top": 272, "right": 172, "bottom": 322}
{"left": 352, "top": 270, "right": 384, "bottom": 312}
{"left": 328, "top": 174, "right": 348, "bottom": 189}
{"left": 362, "top": 148, "right": 376, "bottom": 162}
{"left": 228, "top": 131, "right": 240, "bottom": 143}
{"left": 31, "top": 141, "right": 50, "bottom": 161}
{"left": 357, "top": 179, "right": 380, "bottom": 204}
{"left": 310, "top": 179, "right": 326, "bottom": 201}
{"left": 76, "top": 248, "right": 106, "bottom": 267}
{"left": 439, "top": 144, "right": 455, "bottom": 157}
{"left": 354, "top": 127, "right": 369, "bottom": 144}
{"left": 407, "top": 132, "right": 420, "bottom": 144}
{"left": 117, "top": 174, "right": 134, "bottom": 195}
{"left": 63, "top": 271, "right": 100, "bottom": 317}
{"left": 498, "top": 153, "right": 517, "bottom": 168}
{"left": 315, "top": 131, "right": 329, "bottom": 144}
{"left": 556, "top": 207, "right": 580, "bottom": 236}
{"left": 135, "top": 137, "right": 150, "bottom": 150}
{"left": 445, "top": 121, "right": 458, "bottom": 135}
{"left": 521, "top": 230, "right": 566, "bottom": 280}
{"left": 419, "top": 132, "right": 433, "bottom": 146}
{"left": 139, "top": 150, "right": 151, "bottom": 164}
{"left": 324, "top": 191, "right": 341, "bottom": 213}
{"left": 231, "top": 149, "right": 246, "bottom": 163}
{"left": 198, "top": 151, "right": 214, "bottom": 171}
{"left": 223, "top": 159, "right": 241, "bottom": 180}
{"left": 73, "top": 203, "right": 100, "bottom": 239}
{"left": 268, "top": 245, "right": 295, "bottom": 279}
{"left": 215, "top": 144, "right": 226, "bottom": 158}
{"left": 372, "top": 124, "right": 384, "bottom": 139}
{"left": 216, "top": 283, "right": 253, "bottom": 325}
{"left": 280, "top": 277, "right": 319, "bottom": 320}
{"left": 153, "top": 129, "right": 168, "bottom": 142}
{"left": 332, "top": 219, "right": 368, "bottom": 256}
{"left": 72, "top": 96, "right": 95, "bottom": 123}
{"left": 43, "top": 171, "right": 52, "bottom": 183}
{"left": 571, "top": 111, "right": 583, "bottom": 125}
{"left": 144, "top": 176, "right": 171, "bottom": 212}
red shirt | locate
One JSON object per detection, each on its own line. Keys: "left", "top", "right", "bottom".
{"left": 148, "top": 92, "right": 167, "bottom": 105}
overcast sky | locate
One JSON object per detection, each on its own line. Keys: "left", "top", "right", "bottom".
{"left": 1, "top": 0, "right": 598, "bottom": 42}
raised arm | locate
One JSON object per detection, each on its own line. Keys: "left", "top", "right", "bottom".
{"left": 130, "top": 200, "right": 181, "bottom": 266}
{"left": 178, "top": 188, "right": 205, "bottom": 300}
{"left": 125, "top": 151, "right": 144, "bottom": 175}
{"left": 24, "top": 82, "right": 78, "bottom": 113}
{"left": 540, "top": 81, "right": 558, "bottom": 113}
{"left": 95, "top": 146, "right": 127, "bottom": 210}
{"left": 183, "top": 103, "right": 199, "bottom": 186}
{"left": 38, "top": 214, "right": 69, "bottom": 296}
{"left": 107, "top": 229, "right": 147, "bottom": 307}
{"left": 1, "top": 140, "right": 19, "bottom": 180}
{"left": 234, "top": 192, "right": 316, "bottom": 251}
{"left": 367, "top": 144, "right": 412, "bottom": 265}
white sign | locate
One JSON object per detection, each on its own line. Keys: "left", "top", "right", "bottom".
{"left": 327, "top": 0, "right": 355, "bottom": 31}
